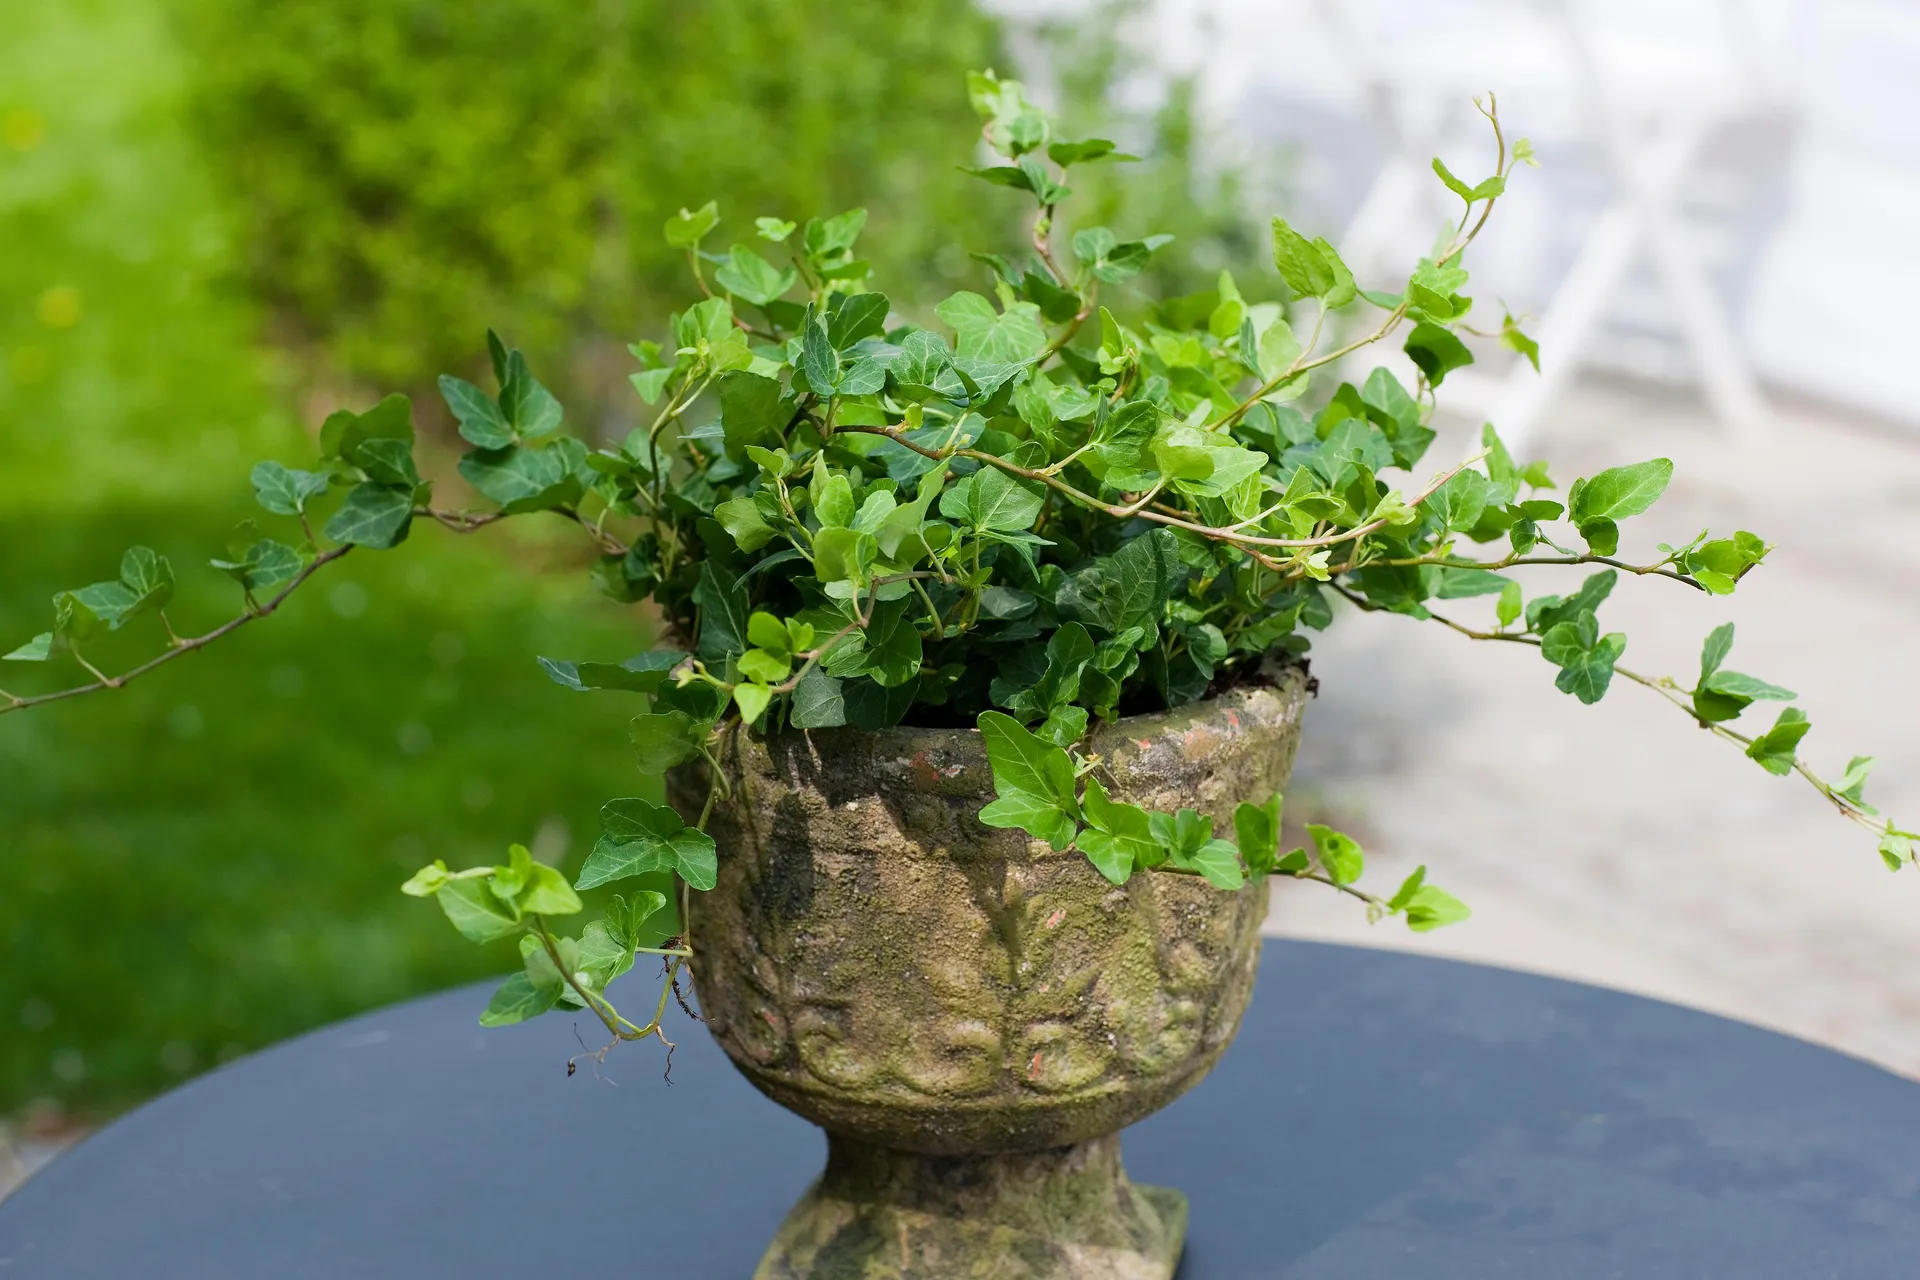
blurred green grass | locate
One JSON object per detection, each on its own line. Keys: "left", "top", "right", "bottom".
{"left": 0, "top": 0, "right": 651, "bottom": 1117}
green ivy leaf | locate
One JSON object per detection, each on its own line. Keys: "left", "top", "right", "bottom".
{"left": 1037, "top": 704, "right": 1088, "bottom": 748}
{"left": 664, "top": 201, "right": 719, "bottom": 249}
{"left": 1048, "top": 137, "right": 1134, "bottom": 167}
{"left": 629, "top": 710, "right": 704, "bottom": 774}
{"left": 935, "top": 291, "right": 1046, "bottom": 363}
{"left": 715, "top": 371, "right": 785, "bottom": 452}
{"left": 577, "top": 798, "right": 718, "bottom": 891}
{"left": 1307, "top": 823, "right": 1363, "bottom": 885}
{"left": 319, "top": 394, "right": 414, "bottom": 465}
{"left": 790, "top": 668, "right": 847, "bottom": 729}
{"left": 1234, "top": 795, "right": 1282, "bottom": 875}
{"left": 1685, "top": 532, "right": 1769, "bottom": 595}
{"left": 978, "top": 710, "right": 1080, "bottom": 850}
{"left": 1077, "top": 777, "right": 1155, "bottom": 884}
{"left": 812, "top": 526, "right": 876, "bottom": 587}
{"left": 324, "top": 484, "right": 414, "bottom": 549}
{"left": 537, "top": 650, "right": 685, "bottom": 695}
{"left": 4, "top": 633, "right": 53, "bottom": 662}
{"left": 518, "top": 863, "right": 583, "bottom": 916}
{"left": 1403, "top": 322, "right": 1474, "bottom": 386}
{"left": 1542, "top": 622, "right": 1627, "bottom": 705}
{"left": 828, "top": 292, "right": 890, "bottom": 348}
{"left": 994, "top": 622, "right": 1093, "bottom": 722}
{"left": 1569, "top": 459, "right": 1673, "bottom": 527}
{"left": 1404, "top": 882, "right": 1471, "bottom": 931}
{"left": 1270, "top": 216, "right": 1336, "bottom": 298}
{"left": 210, "top": 539, "right": 304, "bottom": 592}
{"left": 458, "top": 438, "right": 588, "bottom": 514}
{"left": 715, "top": 496, "right": 776, "bottom": 552}
{"left": 861, "top": 598, "right": 924, "bottom": 688}
{"left": 733, "top": 681, "right": 773, "bottom": 725}
{"left": 479, "top": 971, "right": 559, "bottom": 1026}
{"left": 1745, "top": 707, "right": 1811, "bottom": 777}
{"left": 1151, "top": 808, "right": 1244, "bottom": 889}
{"left": 714, "top": 244, "right": 799, "bottom": 307}
{"left": 438, "top": 375, "right": 514, "bottom": 450}
{"left": 575, "top": 918, "right": 636, "bottom": 991}
{"left": 353, "top": 436, "right": 421, "bottom": 488}
{"left": 250, "top": 461, "right": 332, "bottom": 516}
{"left": 1500, "top": 311, "right": 1540, "bottom": 372}
{"left": 940, "top": 467, "right": 1045, "bottom": 532}
{"left": 1426, "top": 469, "right": 1490, "bottom": 534}
{"left": 436, "top": 878, "right": 521, "bottom": 944}
{"left": 1057, "top": 529, "right": 1179, "bottom": 637}
{"left": 737, "top": 649, "right": 790, "bottom": 684}
{"left": 692, "top": 562, "right": 749, "bottom": 662}
{"left": 1496, "top": 581, "right": 1523, "bottom": 629}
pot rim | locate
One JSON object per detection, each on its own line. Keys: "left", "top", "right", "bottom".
{"left": 745, "top": 656, "right": 1310, "bottom": 755}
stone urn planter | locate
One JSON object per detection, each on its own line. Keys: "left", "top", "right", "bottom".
{"left": 668, "top": 665, "right": 1309, "bottom": 1279}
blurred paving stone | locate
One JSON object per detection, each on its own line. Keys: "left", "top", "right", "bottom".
{"left": 0, "top": 1127, "right": 77, "bottom": 1204}
{"left": 1267, "top": 376, "right": 1920, "bottom": 1076}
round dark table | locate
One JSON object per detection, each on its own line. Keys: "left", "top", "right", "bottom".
{"left": 5, "top": 941, "right": 1920, "bottom": 1277}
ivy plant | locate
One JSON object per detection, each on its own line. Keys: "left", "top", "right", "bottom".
{"left": 5, "top": 77, "right": 1909, "bottom": 1070}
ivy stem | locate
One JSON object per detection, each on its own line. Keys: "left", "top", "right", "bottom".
{"left": 1378, "top": 551, "right": 1706, "bottom": 591}
{"left": 0, "top": 544, "right": 355, "bottom": 717}
{"left": 833, "top": 424, "right": 1479, "bottom": 554}
{"left": 1331, "top": 583, "right": 1906, "bottom": 846}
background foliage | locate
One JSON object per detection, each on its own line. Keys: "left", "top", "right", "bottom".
{"left": 175, "top": 0, "right": 1011, "bottom": 414}
{"left": 0, "top": 0, "right": 647, "bottom": 1118}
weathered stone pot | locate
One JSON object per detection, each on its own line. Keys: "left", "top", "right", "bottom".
{"left": 667, "top": 665, "right": 1309, "bottom": 1279}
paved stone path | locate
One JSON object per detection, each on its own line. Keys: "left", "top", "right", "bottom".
{"left": 1265, "top": 377, "right": 1920, "bottom": 1076}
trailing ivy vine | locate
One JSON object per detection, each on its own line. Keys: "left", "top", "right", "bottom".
{"left": 5, "top": 75, "right": 1909, "bottom": 1069}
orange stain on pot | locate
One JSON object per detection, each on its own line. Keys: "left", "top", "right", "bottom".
{"left": 1180, "top": 724, "right": 1220, "bottom": 760}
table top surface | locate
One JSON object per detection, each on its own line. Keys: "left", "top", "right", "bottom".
{"left": 6, "top": 939, "right": 1920, "bottom": 1278}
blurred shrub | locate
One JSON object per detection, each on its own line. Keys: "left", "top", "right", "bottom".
{"left": 176, "top": 0, "right": 1011, "bottom": 409}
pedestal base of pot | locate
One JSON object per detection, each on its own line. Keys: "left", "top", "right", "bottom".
{"left": 755, "top": 1133, "right": 1185, "bottom": 1280}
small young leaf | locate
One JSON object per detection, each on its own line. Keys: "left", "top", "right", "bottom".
{"left": 1404, "top": 883, "right": 1471, "bottom": 931}
{"left": 664, "top": 201, "right": 719, "bottom": 249}
{"left": 1307, "top": 823, "right": 1363, "bottom": 885}
{"left": 1496, "top": 581, "right": 1523, "bottom": 629}
{"left": 1431, "top": 156, "right": 1474, "bottom": 200}
{"left": 4, "top": 632, "right": 53, "bottom": 662}
{"left": 1233, "top": 795, "right": 1282, "bottom": 875}
{"left": 1745, "top": 707, "right": 1811, "bottom": 777}
{"left": 1270, "top": 217, "right": 1335, "bottom": 299}
{"left": 732, "top": 681, "right": 774, "bottom": 725}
